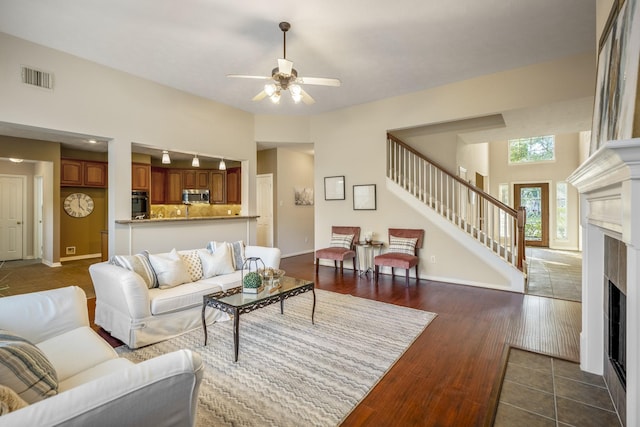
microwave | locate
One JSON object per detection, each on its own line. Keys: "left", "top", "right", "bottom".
{"left": 182, "top": 189, "right": 210, "bottom": 204}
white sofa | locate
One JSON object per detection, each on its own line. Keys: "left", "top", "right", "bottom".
{"left": 0, "top": 286, "right": 203, "bottom": 427}
{"left": 89, "top": 245, "right": 281, "bottom": 349}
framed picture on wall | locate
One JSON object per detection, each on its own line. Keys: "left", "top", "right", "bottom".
{"left": 324, "top": 176, "right": 345, "bottom": 200}
{"left": 353, "top": 184, "right": 376, "bottom": 210}
{"left": 590, "top": 0, "right": 640, "bottom": 154}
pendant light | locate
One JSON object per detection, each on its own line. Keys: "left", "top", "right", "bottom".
{"left": 192, "top": 154, "right": 200, "bottom": 167}
{"left": 219, "top": 158, "right": 227, "bottom": 171}
{"left": 161, "top": 150, "right": 171, "bottom": 164}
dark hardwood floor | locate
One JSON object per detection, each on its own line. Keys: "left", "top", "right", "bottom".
{"left": 283, "top": 253, "right": 580, "bottom": 426}
{"left": 3, "top": 253, "right": 581, "bottom": 426}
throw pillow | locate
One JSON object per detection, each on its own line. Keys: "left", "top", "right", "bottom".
{"left": 330, "top": 233, "right": 354, "bottom": 249}
{"left": 0, "top": 330, "right": 58, "bottom": 404}
{"left": 208, "top": 240, "right": 246, "bottom": 270}
{"left": 198, "top": 246, "right": 235, "bottom": 277}
{"left": 148, "top": 249, "right": 192, "bottom": 289}
{"left": 110, "top": 252, "right": 157, "bottom": 289}
{"left": 387, "top": 236, "right": 418, "bottom": 255}
{"left": 179, "top": 250, "right": 203, "bottom": 282}
{"left": 0, "top": 385, "right": 28, "bottom": 415}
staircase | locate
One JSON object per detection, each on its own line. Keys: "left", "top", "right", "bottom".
{"left": 387, "top": 133, "right": 526, "bottom": 271}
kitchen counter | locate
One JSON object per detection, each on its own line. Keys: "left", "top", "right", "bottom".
{"left": 113, "top": 215, "right": 260, "bottom": 255}
{"left": 115, "top": 215, "right": 258, "bottom": 224}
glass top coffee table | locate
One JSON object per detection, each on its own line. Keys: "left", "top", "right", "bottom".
{"left": 202, "top": 276, "right": 315, "bottom": 362}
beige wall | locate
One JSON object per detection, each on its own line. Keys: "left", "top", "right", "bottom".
{"left": 0, "top": 32, "right": 256, "bottom": 258}
{"left": 311, "top": 52, "right": 595, "bottom": 287}
{"left": 275, "top": 148, "right": 315, "bottom": 256}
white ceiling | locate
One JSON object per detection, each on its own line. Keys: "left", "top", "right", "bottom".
{"left": 0, "top": 0, "right": 596, "bottom": 117}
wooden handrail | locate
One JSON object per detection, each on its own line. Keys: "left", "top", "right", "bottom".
{"left": 387, "top": 133, "right": 517, "bottom": 216}
{"left": 387, "top": 132, "right": 526, "bottom": 271}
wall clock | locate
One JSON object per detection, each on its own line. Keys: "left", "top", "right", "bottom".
{"left": 64, "top": 193, "right": 94, "bottom": 218}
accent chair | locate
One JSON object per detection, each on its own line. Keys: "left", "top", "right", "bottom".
{"left": 374, "top": 228, "right": 425, "bottom": 286}
{"left": 315, "top": 226, "right": 361, "bottom": 275}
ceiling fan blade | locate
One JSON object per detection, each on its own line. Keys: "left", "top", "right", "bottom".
{"left": 297, "top": 76, "right": 341, "bottom": 87}
{"left": 252, "top": 91, "right": 268, "bottom": 102}
{"left": 277, "top": 59, "right": 293, "bottom": 75}
{"left": 300, "top": 89, "right": 315, "bottom": 105}
{"left": 227, "top": 74, "right": 272, "bottom": 80}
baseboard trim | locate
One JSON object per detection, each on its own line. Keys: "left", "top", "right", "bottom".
{"left": 281, "top": 250, "right": 315, "bottom": 258}
{"left": 60, "top": 253, "right": 101, "bottom": 262}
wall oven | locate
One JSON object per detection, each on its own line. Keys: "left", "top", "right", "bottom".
{"left": 132, "top": 191, "right": 149, "bottom": 219}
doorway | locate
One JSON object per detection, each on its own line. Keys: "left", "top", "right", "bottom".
{"left": 514, "top": 183, "right": 549, "bottom": 247}
{"left": 0, "top": 175, "right": 25, "bottom": 261}
{"left": 256, "top": 174, "right": 274, "bottom": 247}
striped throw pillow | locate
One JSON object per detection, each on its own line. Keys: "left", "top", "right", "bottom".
{"left": 387, "top": 236, "right": 418, "bottom": 255}
{"left": 0, "top": 330, "right": 58, "bottom": 404}
{"left": 208, "top": 241, "right": 246, "bottom": 270}
{"left": 110, "top": 252, "right": 158, "bottom": 289}
{"left": 330, "top": 233, "right": 354, "bottom": 249}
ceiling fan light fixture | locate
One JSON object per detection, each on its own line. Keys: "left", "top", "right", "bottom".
{"left": 291, "top": 92, "right": 302, "bottom": 103}
{"left": 192, "top": 154, "right": 200, "bottom": 167}
{"left": 162, "top": 150, "right": 171, "bottom": 164}
{"left": 219, "top": 158, "right": 227, "bottom": 171}
{"left": 264, "top": 83, "right": 277, "bottom": 97}
{"left": 270, "top": 92, "right": 281, "bottom": 104}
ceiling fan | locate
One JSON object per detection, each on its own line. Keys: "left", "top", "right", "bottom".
{"left": 227, "top": 22, "right": 341, "bottom": 105}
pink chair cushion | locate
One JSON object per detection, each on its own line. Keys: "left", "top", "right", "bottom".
{"left": 315, "top": 247, "right": 356, "bottom": 261}
{"left": 374, "top": 253, "right": 418, "bottom": 269}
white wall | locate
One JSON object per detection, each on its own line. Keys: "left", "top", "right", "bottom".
{"left": 311, "top": 52, "right": 595, "bottom": 286}
{"left": 0, "top": 32, "right": 256, "bottom": 257}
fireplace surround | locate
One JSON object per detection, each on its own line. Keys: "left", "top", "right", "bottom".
{"left": 568, "top": 139, "right": 640, "bottom": 427}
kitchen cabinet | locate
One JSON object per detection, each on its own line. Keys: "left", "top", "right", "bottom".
{"left": 226, "top": 167, "right": 241, "bottom": 204}
{"left": 150, "top": 167, "right": 166, "bottom": 204}
{"left": 61, "top": 159, "right": 107, "bottom": 188}
{"left": 210, "top": 171, "right": 225, "bottom": 204}
{"left": 61, "top": 159, "right": 83, "bottom": 186}
{"left": 132, "top": 163, "right": 151, "bottom": 190}
{"left": 182, "top": 170, "right": 209, "bottom": 189}
{"left": 166, "top": 169, "right": 183, "bottom": 204}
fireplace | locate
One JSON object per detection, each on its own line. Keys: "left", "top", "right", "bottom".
{"left": 608, "top": 280, "right": 626, "bottom": 389}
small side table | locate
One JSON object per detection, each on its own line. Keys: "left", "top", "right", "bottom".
{"left": 354, "top": 241, "right": 384, "bottom": 277}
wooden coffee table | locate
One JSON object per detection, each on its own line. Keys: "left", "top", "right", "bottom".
{"left": 202, "top": 276, "right": 315, "bottom": 362}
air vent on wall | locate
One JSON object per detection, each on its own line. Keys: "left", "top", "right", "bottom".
{"left": 21, "top": 66, "right": 53, "bottom": 90}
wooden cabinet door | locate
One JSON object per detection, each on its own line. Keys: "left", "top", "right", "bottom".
{"left": 166, "top": 170, "right": 183, "bottom": 204}
{"left": 196, "top": 171, "right": 209, "bottom": 189}
{"left": 210, "top": 171, "right": 225, "bottom": 203}
{"left": 61, "top": 159, "right": 83, "bottom": 186}
{"left": 84, "top": 161, "right": 107, "bottom": 187}
{"left": 132, "top": 163, "right": 151, "bottom": 190}
{"left": 182, "top": 170, "right": 196, "bottom": 189}
{"left": 226, "top": 167, "right": 241, "bottom": 204}
{"left": 150, "top": 167, "right": 166, "bottom": 204}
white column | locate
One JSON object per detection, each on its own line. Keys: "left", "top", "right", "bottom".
{"left": 581, "top": 221, "right": 604, "bottom": 375}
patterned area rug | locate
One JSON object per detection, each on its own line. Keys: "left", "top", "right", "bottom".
{"left": 116, "top": 289, "right": 436, "bottom": 426}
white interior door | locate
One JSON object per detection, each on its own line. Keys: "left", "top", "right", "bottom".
{"left": 0, "top": 175, "right": 25, "bottom": 261}
{"left": 34, "top": 175, "right": 43, "bottom": 259}
{"left": 256, "top": 174, "right": 274, "bottom": 247}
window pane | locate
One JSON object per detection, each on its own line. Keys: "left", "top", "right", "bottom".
{"left": 556, "top": 182, "right": 568, "bottom": 240}
{"left": 509, "top": 135, "right": 555, "bottom": 163}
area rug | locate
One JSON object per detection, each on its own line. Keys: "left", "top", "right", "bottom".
{"left": 116, "top": 289, "right": 436, "bottom": 426}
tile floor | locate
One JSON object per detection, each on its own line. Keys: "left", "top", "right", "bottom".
{"left": 526, "top": 248, "right": 582, "bottom": 302}
{"left": 494, "top": 348, "right": 622, "bottom": 426}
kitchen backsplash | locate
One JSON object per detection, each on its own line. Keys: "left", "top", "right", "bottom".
{"left": 150, "top": 204, "right": 241, "bottom": 219}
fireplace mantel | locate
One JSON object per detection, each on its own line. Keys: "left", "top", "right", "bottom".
{"left": 568, "top": 137, "right": 640, "bottom": 426}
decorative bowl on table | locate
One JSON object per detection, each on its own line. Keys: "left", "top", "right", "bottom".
{"left": 258, "top": 268, "right": 285, "bottom": 287}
